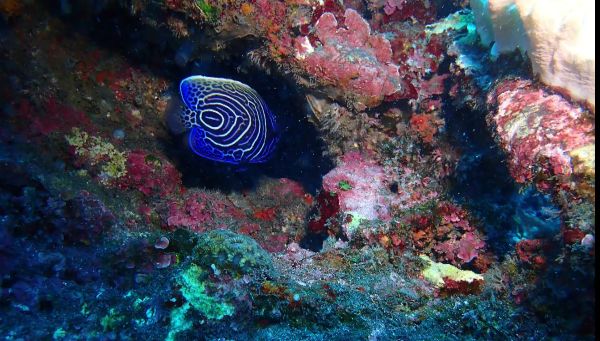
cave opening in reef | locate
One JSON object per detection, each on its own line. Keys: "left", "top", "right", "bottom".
{"left": 51, "top": 1, "right": 335, "bottom": 194}
{"left": 444, "top": 98, "right": 561, "bottom": 255}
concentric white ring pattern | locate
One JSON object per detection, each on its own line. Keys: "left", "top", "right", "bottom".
{"left": 179, "top": 75, "right": 278, "bottom": 164}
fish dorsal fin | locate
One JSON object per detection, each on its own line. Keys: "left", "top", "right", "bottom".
{"left": 179, "top": 75, "right": 254, "bottom": 112}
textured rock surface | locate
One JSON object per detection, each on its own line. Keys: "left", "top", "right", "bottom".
{"left": 487, "top": 78, "right": 595, "bottom": 199}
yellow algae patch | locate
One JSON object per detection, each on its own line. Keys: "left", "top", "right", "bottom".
{"left": 420, "top": 255, "right": 484, "bottom": 288}
{"left": 570, "top": 144, "right": 595, "bottom": 178}
{"left": 570, "top": 143, "right": 596, "bottom": 201}
{"left": 65, "top": 128, "right": 127, "bottom": 183}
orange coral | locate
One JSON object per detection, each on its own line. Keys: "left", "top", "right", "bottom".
{"left": 240, "top": 2, "right": 254, "bottom": 16}
{"left": 0, "top": 0, "right": 22, "bottom": 18}
{"left": 409, "top": 113, "right": 444, "bottom": 144}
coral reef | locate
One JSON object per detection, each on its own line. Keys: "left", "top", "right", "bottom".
{"left": 0, "top": 0, "right": 594, "bottom": 340}
{"left": 66, "top": 128, "right": 128, "bottom": 184}
{"left": 192, "top": 229, "right": 273, "bottom": 277}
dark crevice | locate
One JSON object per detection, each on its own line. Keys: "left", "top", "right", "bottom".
{"left": 443, "top": 85, "right": 560, "bottom": 255}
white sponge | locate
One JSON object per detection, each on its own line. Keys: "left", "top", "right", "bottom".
{"left": 470, "top": 0, "right": 595, "bottom": 110}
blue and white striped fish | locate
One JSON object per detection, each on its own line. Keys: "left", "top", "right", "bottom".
{"left": 178, "top": 75, "right": 279, "bottom": 164}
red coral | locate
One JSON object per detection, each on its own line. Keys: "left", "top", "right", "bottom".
{"left": 239, "top": 223, "right": 260, "bottom": 236}
{"left": 294, "top": 9, "right": 401, "bottom": 107}
{"left": 431, "top": 202, "right": 485, "bottom": 264}
{"left": 488, "top": 79, "right": 594, "bottom": 188}
{"left": 253, "top": 207, "right": 278, "bottom": 222}
{"left": 119, "top": 150, "right": 182, "bottom": 197}
{"left": 384, "top": 0, "right": 408, "bottom": 15}
{"left": 166, "top": 192, "right": 212, "bottom": 232}
{"left": 472, "top": 251, "right": 494, "bottom": 273}
{"left": 307, "top": 191, "right": 340, "bottom": 234}
{"left": 383, "top": 22, "right": 447, "bottom": 102}
{"left": 16, "top": 98, "right": 95, "bottom": 137}
{"left": 562, "top": 228, "right": 586, "bottom": 245}
{"left": 322, "top": 152, "right": 405, "bottom": 222}
{"left": 275, "top": 178, "right": 306, "bottom": 198}
{"left": 438, "top": 278, "right": 483, "bottom": 297}
{"left": 382, "top": 0, "right": 436, "bottom": 24}
{"left": 515, "top": 239, "right": 547, "bottom": 269}
{"left": 409, "top": 113, "right": 443, "bottom": 144}
{"left": 310, "top": 0, "right": 345, "bottom": 23}
{"left": 418, "top": 74, "right": 448, "bottom": 100}
{"left": 437, "top": 202, "right": 473, "bottom": 231}
{"left": 410, "top": 214, "right": 434, "bottom": 249}
{"left": 262, "top": 234, "right": 289, "bottom": 253}
{"left": 433, "top": 238, "right": 458, "bottom": 262}
{"left": 456, "top": 232, "right": 485, "bottom": 263}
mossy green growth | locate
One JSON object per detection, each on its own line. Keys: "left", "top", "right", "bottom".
{"left": 180, "top": 264, "right": 234, "bottom": 320}
{"left": 338, "top": 180, "right": 353, "bottom": 191}
{"left": 167, "top": 263, "right": 234, "bottom": 341}
{"left": 52, "top": 328, "right": 67, "bottom": 340}
{"left": 195, "top": 0, "right": 218, "bottom": 21}
{"left": 425, "top": 10, "right": 474, "bottom": 37}
{"left": 144, "top": 153, "right": 162, "bottom": 167}
{"left": 166, "top": 301, "right": 193, "bottom": 341}
{"left": 344, "top": 212, "right": 365, "bottom": 236}
{"left": 65, "top": 128, "right": 127, "bottom": 183}
{"left": 100, "top": 308, "right": 125, "bottom": 331}
{"left": 193, "top": 229, "right": 273, "bottom": 277}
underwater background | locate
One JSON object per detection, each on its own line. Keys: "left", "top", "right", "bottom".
{"left": 0, "top": 0, "right": 595, "bottom": 340}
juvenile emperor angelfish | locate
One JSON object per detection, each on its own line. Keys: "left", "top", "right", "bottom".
{"left": 178, "top": 75, "right": 279, "bottom": 164}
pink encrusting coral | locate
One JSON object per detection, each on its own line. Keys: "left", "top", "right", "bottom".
{"left": 433, "top": 228, "right": 485, "bottom": 264}
{"left": 487, "top": 79, "right": 595, "bottom": 196}
{"left": 166, "top": 192, "right": 212, "bottom": 232}
{"left": 456, "top": 232, "right": 486, "bottom": 263}
{"left": 322, "top": 152, "right": 438, "bottom": 231}
{"left": 384, "top": 0, "right": 408, "bottom": 16}
{"left": 293, "top": 9, "right": 401, "bottom": 107}
{"left": 322, "top": 152, "right": 395, "bottom": 221}
{"left": 437, "top": 202, "right": 474, "bottom": 232}
{"left": 165, "top": 190, "right": 246, "bottom": 232}
{"left": 379, "top": 0, "right": 437, "bottom": 24}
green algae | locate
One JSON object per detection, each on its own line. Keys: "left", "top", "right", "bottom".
{"left": 337, "top": 180, "right": 353, "bottom": 191}
{"left": 180, "top": 264, "right": 234, "bottom": 320}
{"left": 167, "top": 264, "right": 234, "bottom": 341}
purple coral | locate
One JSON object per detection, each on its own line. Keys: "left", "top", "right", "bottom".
{"left": 384, "top": 0, "right": 408, "bottom": 15}
{"left": 434, "top": 232, "right": 485, "bottom": 264}
{"left": 456, "top": 232, "right": 485, "bottom": 263}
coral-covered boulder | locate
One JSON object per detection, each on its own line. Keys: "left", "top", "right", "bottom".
{"left": 487, "top": 78, "right": 595, "bottom": 200}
